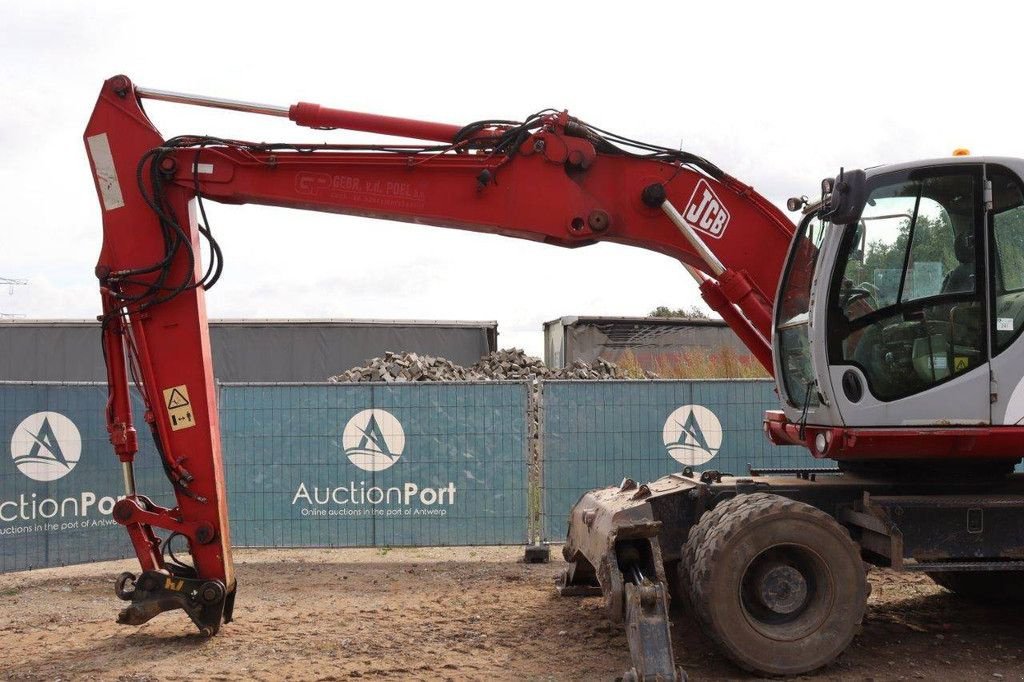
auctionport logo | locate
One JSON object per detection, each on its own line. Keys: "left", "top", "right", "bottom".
{"left": 342, "top": 409, "right": 405, "bottom": 472}
{"left": 292, "top": 407, "right": 456, "bottom": 513}
{"left": 662, "top": 404, "right": 722, "bottom": 466}
{"left": 10, "top": 412, "right": 82, "bottom": 482}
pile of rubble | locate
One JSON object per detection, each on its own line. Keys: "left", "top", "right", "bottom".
{"left": 327, "top": 351, "right": 475, "bottom": 383}
{"left": 328, "top": 348, "right": 640, "bottom": 383}
{"left": 474, "top": 349, "right": 633, "bottom": 381}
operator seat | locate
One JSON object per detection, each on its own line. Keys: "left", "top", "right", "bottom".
{"left": 941, "top": 231, "right": 975, "bottom": 294}
{"left": 940, "top": 230, "right": 982, "bottom": 372}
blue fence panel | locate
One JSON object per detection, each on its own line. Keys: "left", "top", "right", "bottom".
{"left": 0, "top": 383, "right": 170, "bottom": 572}
{"left": 219, "top": 382, "right": 529, "bottom": 548}
{"left": 2, "top": 380, "right": 530, "bottom": 573}
{"left": 540, "top": 379, "right": 811, "bottom": 541}
{"left": 4, "top": 377, "right": 815, "bottom": 569}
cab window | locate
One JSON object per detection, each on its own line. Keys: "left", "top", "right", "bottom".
{"left": 990, "top": 167, "right": 1024, "bottom": 352}
{"left": 829, "top": 168, "right": 983, "bottom": 401}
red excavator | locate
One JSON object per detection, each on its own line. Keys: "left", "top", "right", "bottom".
{"left": 85, "top": 75, "right": 1024, "bottom": 679}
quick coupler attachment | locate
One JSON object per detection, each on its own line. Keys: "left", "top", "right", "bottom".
{"left": 114, "top": 570, "right": 232, "bottom": 636}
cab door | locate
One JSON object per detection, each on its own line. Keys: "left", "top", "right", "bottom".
{"left": 824, "top": 164, "right": 991, "bottom": 427}
{"left": 986, "top": 164, "right": 1024, "bottom": 425}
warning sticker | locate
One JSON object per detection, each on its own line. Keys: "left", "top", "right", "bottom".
{"left": 162, "top": 384, "right": 196, "bottom": 431}
{"left": 954, "top": 356, "right": 970, "bottom": 372}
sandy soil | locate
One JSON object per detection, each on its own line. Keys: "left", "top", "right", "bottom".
{"left": 1, "top": 546, "right": 1022, "bottom": 681}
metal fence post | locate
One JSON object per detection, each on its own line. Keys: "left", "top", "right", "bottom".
{"left": 523, "top": 378, "right": 550, "bottom": 562}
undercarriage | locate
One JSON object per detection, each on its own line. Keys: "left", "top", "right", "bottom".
{"left": 560, "top": 467, "right": 1024, "bottom": 679}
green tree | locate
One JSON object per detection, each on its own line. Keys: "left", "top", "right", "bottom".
{"left": 648, "top": 305, "right": 710, "bottom": 319}
{"left": 994, "top": 206, "right": 1024, "bottom": 291}
{"left": 843, "top": 212, "right": 956, "bottom": 305}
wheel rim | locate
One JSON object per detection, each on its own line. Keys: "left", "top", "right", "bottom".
{"left": 739, "top": 543, "right": 834, "bottom": 641}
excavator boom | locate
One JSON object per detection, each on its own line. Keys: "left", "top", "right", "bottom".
{"left": 84, "top": 74, "right": 795, "bottom": 665}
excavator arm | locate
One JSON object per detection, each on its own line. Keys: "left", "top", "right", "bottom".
{"left": 83, "top": 74, "right": 794, "bottom": 638}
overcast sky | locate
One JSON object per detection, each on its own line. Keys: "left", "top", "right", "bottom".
{"left": 2, "top": 2, "right": 1021, "bottom": 357}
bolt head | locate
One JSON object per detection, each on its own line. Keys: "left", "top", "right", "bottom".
{"left": 587, "top": 210, "right": 611, "bottom": 232}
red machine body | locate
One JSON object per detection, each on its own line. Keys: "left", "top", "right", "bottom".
{"left": 84, "top": 74, "right": 793, "bottom": 629}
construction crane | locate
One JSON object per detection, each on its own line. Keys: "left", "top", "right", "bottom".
{"left": 0, "top": 276, "right": 27, "bottom": 318}
{"left": 85, "top": 75, "right": 1024, "bottom": 679}
{"left": 0, "top": 277, "right": 27, "bottom": 296}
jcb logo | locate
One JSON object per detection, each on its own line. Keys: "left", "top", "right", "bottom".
{"left": 683, "top": 179, "right": 730, "bottom": 239}
{"left": 165, "top": 577, "right": 184, "bottom": 592}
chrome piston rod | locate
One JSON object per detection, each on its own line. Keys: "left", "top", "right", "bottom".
{"left": 660, "top": 199, "right": 726, "bottom": 277}
{"left": 135, "top": 85, "right": 289, "bottom": 118}
{"left": 122, "top": 462, "right": 137, "bottom": 497}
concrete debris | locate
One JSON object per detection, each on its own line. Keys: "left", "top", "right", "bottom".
{"left": 474, "top": 349, "right": 635, "bottom": 381}
{"left": 328, "top": 349, "right": 650, "bottom": 383}
{"left": 328, "top": 351, "right": 474, "bottom": 383}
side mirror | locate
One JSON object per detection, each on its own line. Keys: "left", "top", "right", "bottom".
{"left": 821, "top": 169, "right": 868, "bottom": 224}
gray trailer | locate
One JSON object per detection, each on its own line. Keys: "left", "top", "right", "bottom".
{"left": 0, "top": 318, "right": 498, "bottom": 382}
{"left": 543, "top": 315, "right": 751, "bottom": 372}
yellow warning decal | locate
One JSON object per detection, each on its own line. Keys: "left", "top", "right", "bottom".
{"left": 163, "top": 384, "right": 196, "bottom": 431}
{"left": 954, "top": 356, "right": 970, "bottom": 372}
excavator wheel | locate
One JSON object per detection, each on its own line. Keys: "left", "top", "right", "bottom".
{"left": 683, "top": 493, "right": 867, "bottom": 676}
{"left": 676, "top": 493, "right": 750, "bottom": 607}
{"left": 927, "top": 569, "right": 1024, "bottom": 602}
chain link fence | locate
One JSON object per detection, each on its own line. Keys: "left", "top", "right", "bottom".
{"left": 2, "top": 379, "right": 815, "bottom": 572}
{"left": 538, "top": 379, "right": 810, "bottom": 541}
{"left": 220, "top": 382, "right": 529, "bottom": 549}
{"left": 1, "top": 381, "right": 530, "bottom": 572}
{"left": 0, "top": 382, "right": 170, "bottom": 572}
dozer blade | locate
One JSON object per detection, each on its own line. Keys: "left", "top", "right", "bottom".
{"left": 559, "top": 475, "right": 704, "bottom": 681}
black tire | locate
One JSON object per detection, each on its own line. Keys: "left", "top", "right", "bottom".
{"left": 684, "top": 493, "right": 868, "bottom": 676}
{"left": 677, "top": 494, "right": 751, "bottom": 605}
{"left": 927, "top": 570, "right": 1024, "bottom": 602}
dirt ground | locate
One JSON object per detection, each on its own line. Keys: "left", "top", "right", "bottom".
{"left": 1, "top": 547, "right": 1022, "bottom": 681}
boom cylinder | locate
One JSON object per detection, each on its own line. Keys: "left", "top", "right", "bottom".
{"left": 135, "top": 85, "right": 289, "bottom": 117}
{"left": 661, "top": 200, "right": 726, "bottom": 276}
{"left": 660, "top": 197, "right": 774, "bottom": 341}
{"left": 99, "top": 288, "right": 138, "bottom": 465}
{"left": 288, "top": 102, "right": 464, "bottom": 142}
{"left": 682, "top": 265, "right": 773, "bottom": 372}
{"left": 134, "top": 84, "right": 467, "bottom": 142}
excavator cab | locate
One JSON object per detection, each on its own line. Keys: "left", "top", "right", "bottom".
{"left": 774, "top": 158, "right": 1024, "bottom": 433}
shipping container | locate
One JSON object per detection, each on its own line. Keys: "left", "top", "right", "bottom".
{"left": 0, "top": 319, "right": 498, "bottom": 382}
{"left": 543, "top": 315, "right": 752, "bottom": 374}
